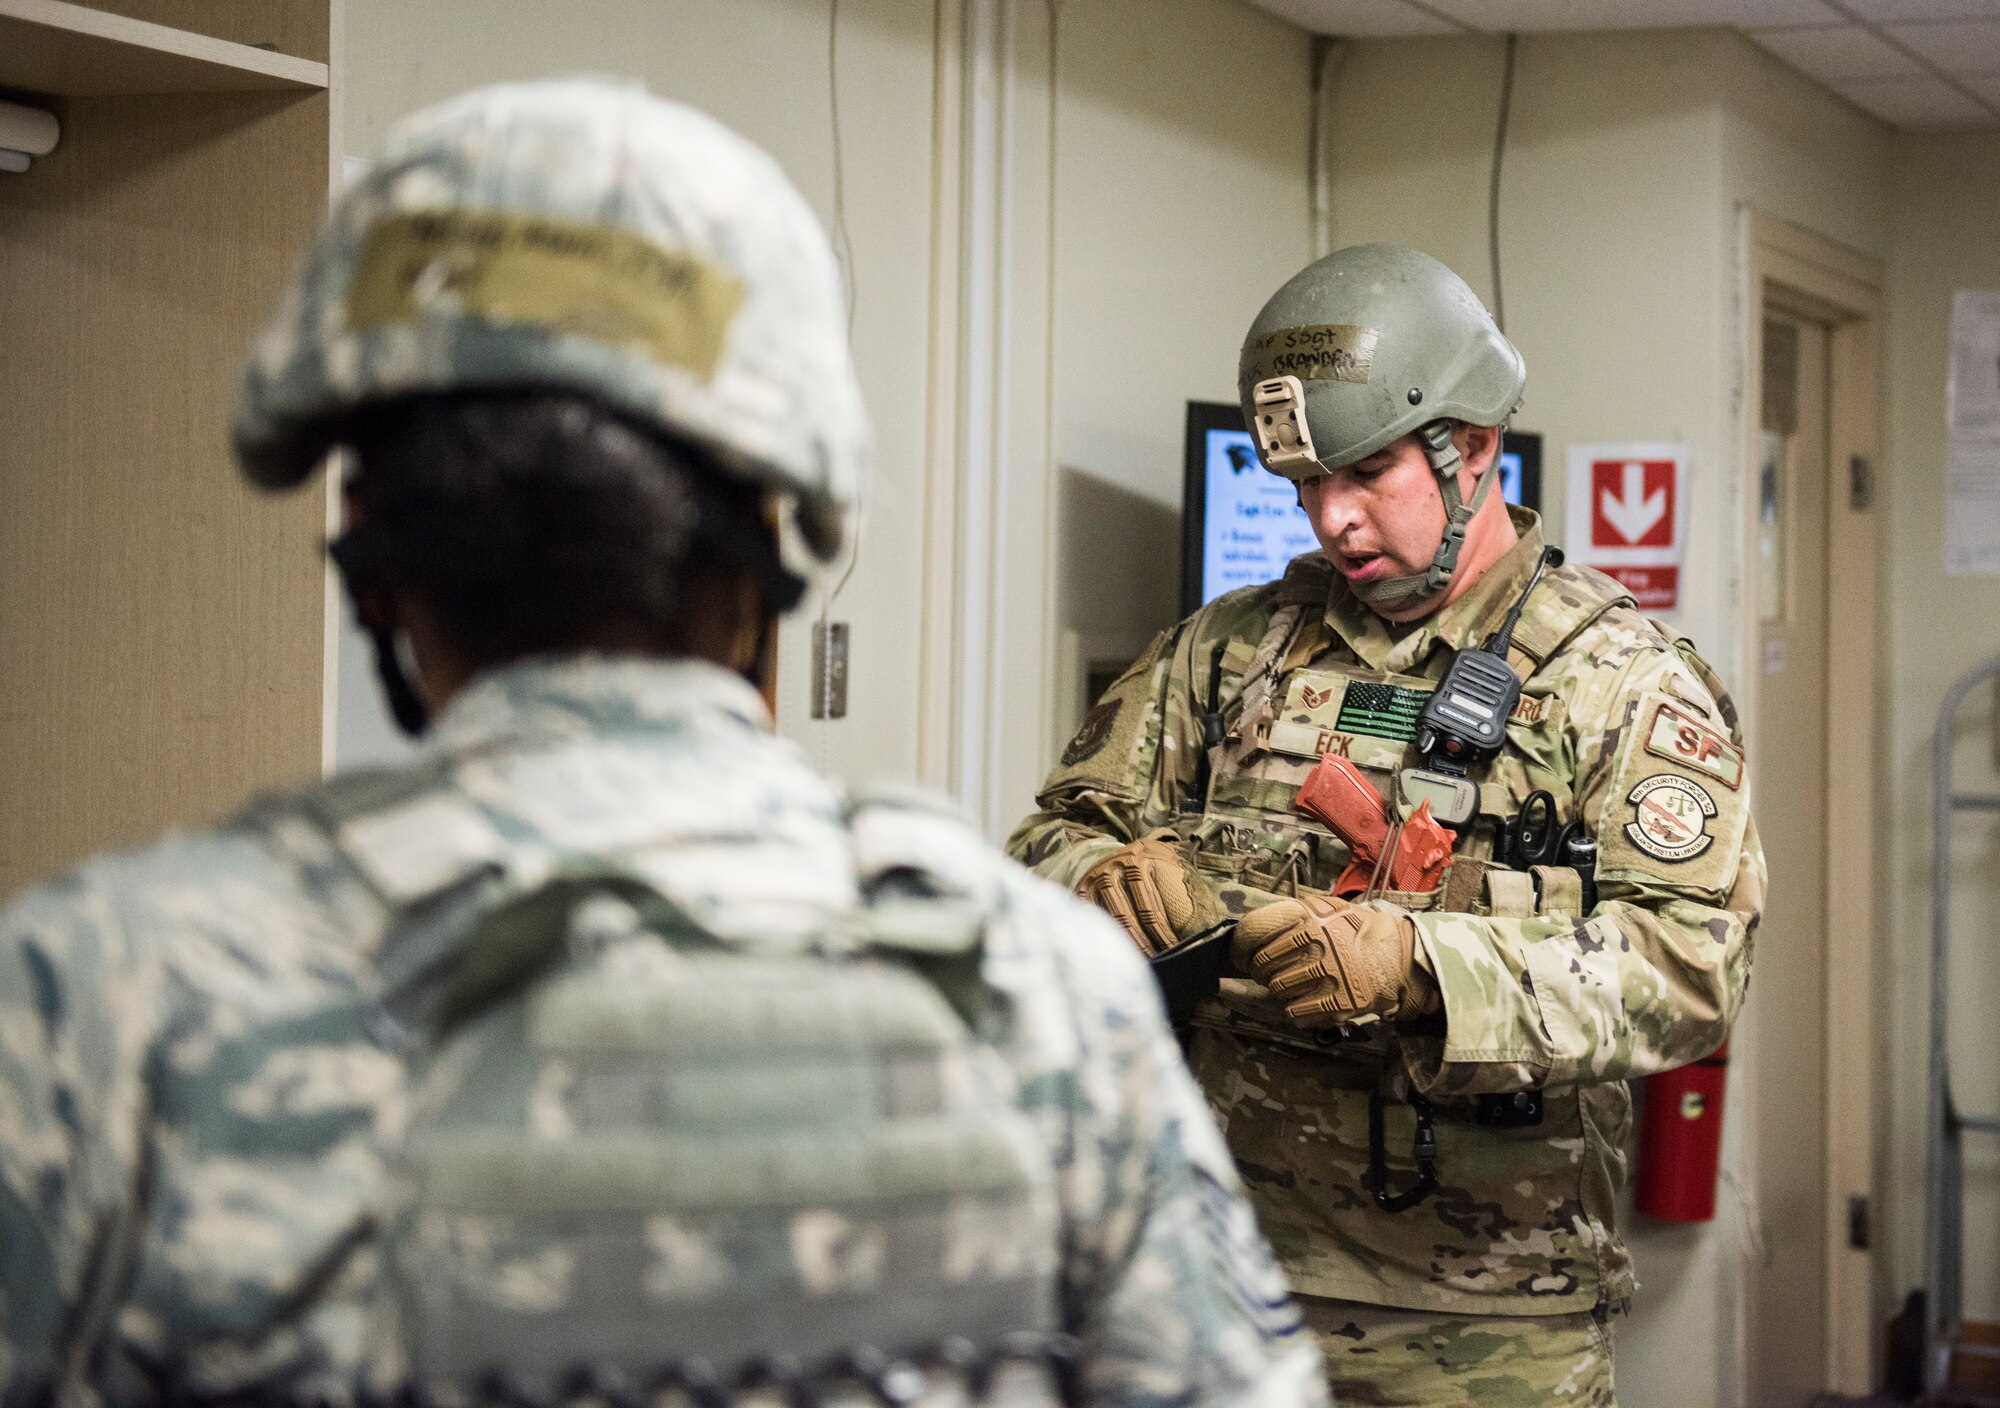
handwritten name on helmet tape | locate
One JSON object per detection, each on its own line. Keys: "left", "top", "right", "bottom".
{"left": 1242, "top": 323, "right": 1379, "bottom": 386}
{"left": 1642, "top": 702, "right": 1743, "bottom": 791}
{"left": 348, "top": 210, "right": 747, "bottom": 379}
{"left": 1624, "top": 773, "right": 1718, "bottom": 864}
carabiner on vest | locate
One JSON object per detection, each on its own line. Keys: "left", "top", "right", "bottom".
{"left": 1367, "top": 1091, "right": 1440, "bottom": 1213}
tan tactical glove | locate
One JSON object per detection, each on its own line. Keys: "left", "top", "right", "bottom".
{"left": 1232, "top": 893, "right": 1440, "bottom": 1028}
{"left": 1076, "top": 835, "right": 1219, "bottom": 957}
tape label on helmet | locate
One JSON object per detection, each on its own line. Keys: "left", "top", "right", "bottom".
{"left": 348, "top": 210, "right": 747, "bottom": 378}
{"left": 1242, "top": 324, "right": 1379, "bottom": 385}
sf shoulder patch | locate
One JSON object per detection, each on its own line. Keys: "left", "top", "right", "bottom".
{"left": 1624, "top": 774, "right": 1717, "bottom": 863}
{"left": 1061, "top": 699, "right": 1122, "bottom": 767}
{"left": 1642, "top": 702, "right": 1744, "bottom": 791}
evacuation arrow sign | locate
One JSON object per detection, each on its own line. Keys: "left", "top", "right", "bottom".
{"left": 1590, "top": 459, "right": 1674, "bottom": 548}
{"left": 1565, "top": 443, "right": 1691, "bottom": 613}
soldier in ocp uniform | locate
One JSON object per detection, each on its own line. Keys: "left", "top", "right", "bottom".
{"left": 0, "top": 79, "right": 1327, "bottom": 1408}
{"left": 1008, "top": 245, "right": 1765, "bottom": 1406}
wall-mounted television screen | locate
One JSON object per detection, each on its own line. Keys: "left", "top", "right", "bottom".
{"left": 1180, "top": 400, "right": 1541, "bottom": 615}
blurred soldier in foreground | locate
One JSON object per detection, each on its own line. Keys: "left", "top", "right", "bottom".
{"left": 1009, "top": 245, "right": 1765, "bottom": 1406}
{"left": 0, "top": 78, "right": 1326, "bottom": 1408}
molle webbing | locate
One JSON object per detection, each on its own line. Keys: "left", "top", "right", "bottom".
{"left": 278, "top": 777, "right": 1063, "bottom": 1398}
{"left": 1222, "top": 604, "right": 1307, "bottom": 773}
{"left": 129, "top": 1338, "right": 1085, "bottom": 1408}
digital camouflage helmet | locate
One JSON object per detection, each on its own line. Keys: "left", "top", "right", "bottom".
{"left": 233, "top": 76, "right": 864, "bottom": 565}
{"left": 1238, "top": 243, "right": 1524, "bottom": 609}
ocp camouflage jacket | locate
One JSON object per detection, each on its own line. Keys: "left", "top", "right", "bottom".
{"left": 1007, "top": 510, "right": 1765, "bottom": 1316}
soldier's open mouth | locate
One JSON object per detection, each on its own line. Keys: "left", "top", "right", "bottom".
{"left": 1335, "top": 552, "right": 1389, "bottom": 581}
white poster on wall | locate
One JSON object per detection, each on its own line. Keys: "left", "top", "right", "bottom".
{"left": 1946, "top": 290, "right": 2000, "bottom": 577}
{"left": 1563, "top": 442, "right": 1694, "bottom": 613}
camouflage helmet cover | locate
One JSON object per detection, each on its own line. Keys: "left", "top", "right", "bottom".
{"left": 233, "top": 77, "right": 863, "bottom": 562}
{"left": 1237, "top": 243, "right": 1524, "bottom": 479}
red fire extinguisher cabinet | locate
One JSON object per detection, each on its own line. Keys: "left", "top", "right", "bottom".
{"left": 1634, "top": 1043, "right": 1729, "bottom": 1223}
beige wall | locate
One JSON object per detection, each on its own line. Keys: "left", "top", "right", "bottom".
{"left": 1323, "top": 27, "right": 1896, "bottom": 1407}
{"left": 342, "top": 0, "right": 940, "bottom": 786}
{"left": 1882, "top": 128, "right": 2000, "bottom": 1325}
{"left": 1046, "top": 0, "right": 1312, "bottom": 742}
{"left": 341, "top": 0, "right": 1314, "bottom": 822}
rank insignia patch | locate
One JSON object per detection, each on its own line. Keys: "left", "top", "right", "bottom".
{"left": 1061, "top": 699, "right": 1121, "bottom": 767}
{"left": 1334, "top": 682, "right": 1432, "bottom": 742}
{"left": 1625, "top": 774, "right": 1718, "bottom": 863}
{"left": 1193, "top": 1165, "right": 1304, "bottom": 1338}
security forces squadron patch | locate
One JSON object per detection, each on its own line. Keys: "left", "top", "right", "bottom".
{"left": 1624, "top": 774, "right": 1718, "bottom": 863}
{"left": 1061, "top": 699, "right": 1121, "bottom": 767}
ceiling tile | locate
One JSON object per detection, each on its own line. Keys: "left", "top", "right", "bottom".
{"left": 1422, "top": 0, "right": 1842, "bottom": 29}
{"left": 1884, "top": 18, "right": 2000, "bottom": 70}
{"left": 1750, "top": 23, "right": 1927, "bottom": 77}
{"left": 1837, "top": 0, "right": 2000, "bottom": 20}
{"left": 1242, "top": 0, "right": 1464, "bottom": 35}
{"left": 1835, "top": 73, "right": 1996, "bottom": 123}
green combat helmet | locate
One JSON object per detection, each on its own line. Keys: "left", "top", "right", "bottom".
{"left": 232, "top": 76, "right": 864, "bottom": 565}
{"left": 1238, "top": 243, "right": 1524, "bottom": 610}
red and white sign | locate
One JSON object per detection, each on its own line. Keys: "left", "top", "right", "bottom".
{"left": 1590, "top": 459, "right": 1674, "bottom": 547}
{"left": 1565, "top": 443, "right": 1692, "bottom": 613}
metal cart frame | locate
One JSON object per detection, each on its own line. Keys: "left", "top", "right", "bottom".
{"left": 1926, "top": 659, "right": 2000, "bottom": 1404}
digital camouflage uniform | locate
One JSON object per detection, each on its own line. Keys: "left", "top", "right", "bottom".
{"left": 0, "top": 657, "right": 1328, "bottom": 1408}
{"left": 1009, "top": 509, "right": 1765, "bottom": 1404}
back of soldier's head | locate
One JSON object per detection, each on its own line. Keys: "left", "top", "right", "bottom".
{"left": 331, "top": 392, "right": 793, "bottom": 671}
{"left": 233, "top": 77, "right": 865, "bottom": 679}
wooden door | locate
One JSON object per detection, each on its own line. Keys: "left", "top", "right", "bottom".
{"left": 1745, "top": 307, "right": 1835, "bottom": 1406}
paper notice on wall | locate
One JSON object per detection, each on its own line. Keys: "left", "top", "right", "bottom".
{"left": 1564, "top": 443, "right": 1694, "bottom": 612}
{"left": 1946, "top": 290, "right": 2000, "bottom": 576}
{"left": 1946, "top": 440, "right": 2000, "bottom": 577}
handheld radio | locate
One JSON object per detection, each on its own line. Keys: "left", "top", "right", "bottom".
{"left": 1402, "top": 547, "right": 1562, "bottom": 826}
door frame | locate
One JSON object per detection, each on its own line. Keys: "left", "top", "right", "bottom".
{"left": 1739, "top": 209, "right": 1883, "bottom": 1396}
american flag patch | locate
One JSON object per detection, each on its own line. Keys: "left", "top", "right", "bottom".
{"left": 1334, "top": 682, "right": 1432, "bottom": 742}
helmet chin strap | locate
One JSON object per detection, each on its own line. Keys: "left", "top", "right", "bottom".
{"left": 367, "top": 623, "right": 431, "bottom": 736}
{"left": 1349, "top": 421, "right": 1500, "bottom": 611}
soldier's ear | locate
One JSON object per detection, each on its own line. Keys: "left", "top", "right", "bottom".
{"left": 1460, "top": 423, "right": 1502, "bottom": 478}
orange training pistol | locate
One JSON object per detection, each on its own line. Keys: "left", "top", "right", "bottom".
{"left": 1294, "top": 754, "right": 1453, "bottom": 896}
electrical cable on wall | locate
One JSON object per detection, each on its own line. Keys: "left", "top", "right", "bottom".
{"left": 1307, "top": 39, "right": 1347, "bottom": 260}
{"left": 827, "top": 0, "right": 857, "bottom": 335}
{"left": 1308, "top": 37, "right": 1332, "bottom": 259}
{"left": 812, "top": 0, "right": 862, "bottom": 723}
{"left": 823, "top": 0, "right": 860, "bottom": 619}
{"left": 1488, "top": 32, "right": 1518, "bottom": 335}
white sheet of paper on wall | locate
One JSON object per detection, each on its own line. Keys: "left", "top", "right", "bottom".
{"left": 1945, "top": 440, "right": 2000, "bottom": 577}
{"left": 1945, "top": 289, "right": 2000, "bottom": 577}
